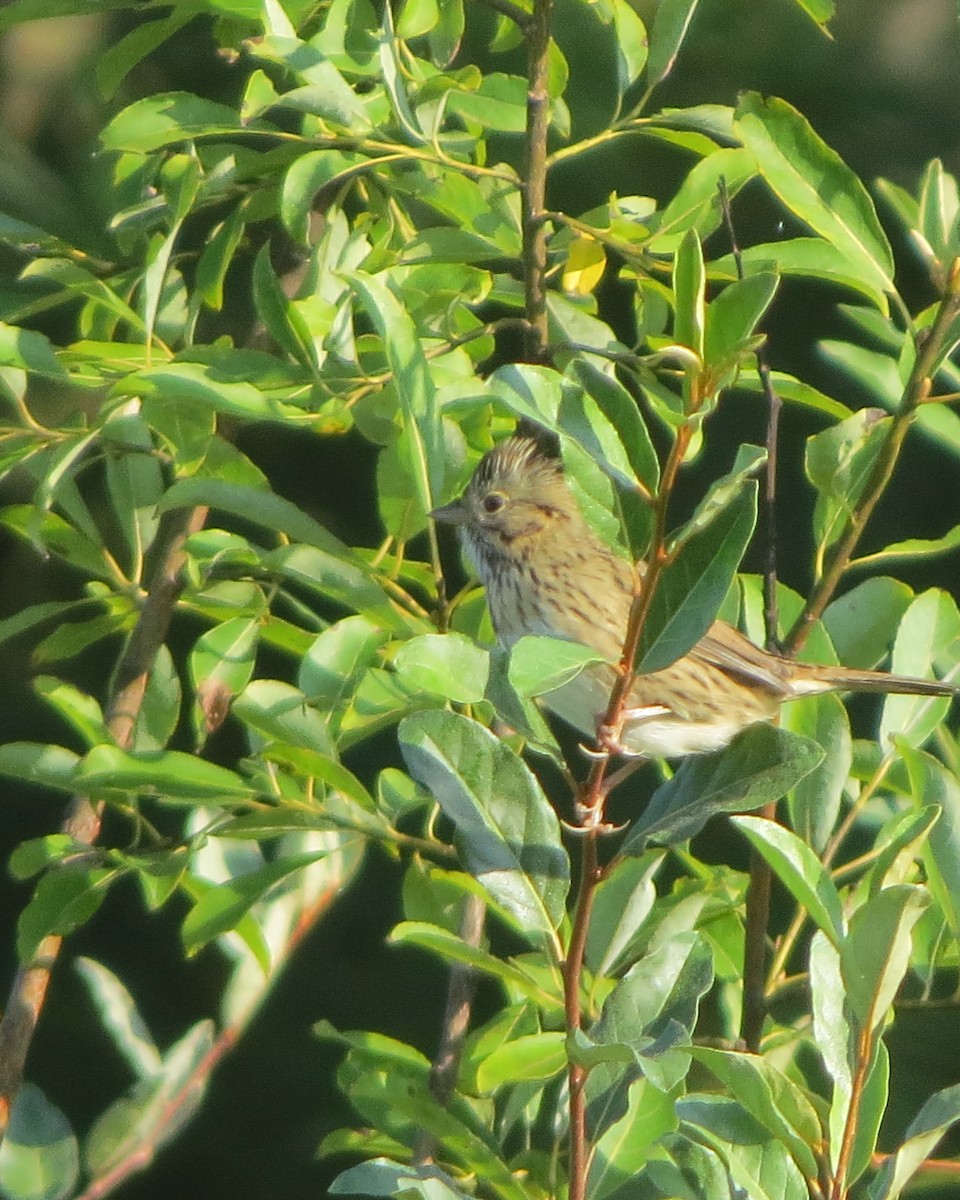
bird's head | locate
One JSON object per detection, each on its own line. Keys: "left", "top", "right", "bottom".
{"left": 431, "top": 437, "right": 573, "bottom": 560}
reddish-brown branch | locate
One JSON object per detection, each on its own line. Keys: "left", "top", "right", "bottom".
{"left": 0, "top": 504, "right": 208, "bottom": 1143}
{"left": 564, "top": 831, "right": 599, "bottom": 1200}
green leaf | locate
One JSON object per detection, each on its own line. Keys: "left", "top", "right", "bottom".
{"left": 648, "top": 147, "right": 755, "bottom": 253}
{"left": 194, "top": 205, "right": 246, "bottom": 312}
{"left": 585, "top": 851, "right": 664, "bottom": 977}
{"left": 822, "top": 577, "right": 913, "bottom": 670}
{"left": 646, "top": 0, "right": 702, "bottom": 88}
{"left": 566, "top": 358, "right": 660, "bottom": 495}
{"left": 18, "top": 866, "right": 114, "bottom": 963}
{"left": 133, "top": 644, "right": 182, "bottom": 752}
{"left": 428, "top": 0, "right": 464, "bottom": 66}
{"left": 398, "top": 710, "right": 569, "bottom": 943}
{"left": 189, "top": 617, "right": 260, "bottom": 741}
{"left": 182, "top": 850, "right": 330, "bottom": 959}
{"left": 868, "top": 1082, "right": 960, "bottom": 1200}
{"left": 868, "top": 805, "right": 942, "bottom": 895}
{"left": 74, "top": 957, "right": 162, "bottom": 1078}
{"left": 96, "top": 5, "right": 198, "bottom": 98}
{"left": 587, "top": 1076, "right": 679, "bottom": 1200}
{"left": 917, "top": 158, "right": 959, "bottom": 266}
{"left": 74, "top": 745, "right": 258, "bottom": 802}
{"left": 158, "top": 476, "right": 341, "bottom": 555}
{"left": 102, "top": 409, "right": 164, "bottom": 575}
{"left": 390, "top": 922, "right": 563, "bottom": 1010}
{"left": 264, "top": 543, "right": 408, "bottom": 633}
{"left": 475, "top": 1032, "right": 566, "bottom": 1092}
{"left": 840, "top": 884, "right": 928, "bottom": 1034}
{"left": 712, "top": 237, "right": 888, "bottom": 311}
{"left": 280, "top": 149, "right": 369, "bottom": 243}
{"left": 584, "top": 933, "right": 712, "bottom": 1130}
{"left": 851, "top": 523, "right": 960, "bottom": 570}
{"left": 673, "top": 227, "right": 706, "bottom": 357}
{"left": 349, "top": 270, "right": 443, "bottom": 507}
{"left": 639, "top": 477, "right": 758, "bottom": 673}
{"left": 810, "top": 932, "right": 852, "bottom": 1151}
{"left": 0, "top": 322, "right": 67, "bottom": 378}
{"left": 690, "top": 1047, "right": 821, "bottom": 1178}
{"left": 128, "top": 359, "right": 305, "bottom": 421}
{"left": 9, "top": 835, "right": 87, "bottom": 880}
{"left": 0, "top": 1083, "right": 78, "bottom": 1200}
{"left": 806, "top": 408, "right": 892, "bottom": 560}
{"left": 84, "top": 1021, "right": 214, "bottom": 1180}
{"left": 330, "top": 1158, "right": 471, "bottom": 1199}
{"left": 33, "top": 677, "right": 106, "bottom": 748}
{"left": 703, "top": 271, "right": 778, "bottom": 372}
{"left": 610, "top": 0, "right": 648, "bottom": 92}
{"left": 234, "top": 679, "right": 335, "bottom": 757}
{"left": 622, "top": 724, "right": 824, "bottom": 853}
{"left": 676, "top": 1094, "right": 811, "bottom": 1200}
{"left": 251, "top": 241, "right": 318, "bottom": 368}
{"left": 735, "top": 93, "right": 894, "bottom": 310}
{"left": 508, "top": 636, "right": 608, "bottom": 698}
{"left": 879, "top": 588, "right": 960, "bottom": 747}
{"left": 394, "top": 634, "right": 489, "bottom": 704}
{"left": 1, "top": 505, "right": 113, "bottom": 580}
{"left": 781, "top": 692, "right": 850, "bottom": 853}
{"left": 300, "top": 616, "right": 387, "bottom": 709}
{"left": 900, "top": 746, "right": 960, "bottom": 936}
{"left": 100, "top": 92, "right": 255, "bottom": 153}
{"left": 0, "top": 599, "right": 96, "bottom": 649}
{"left": 732, "top": 814, "right": 845, "bottom": 944}
{"left": 0, "top": 741, "right": 80, "bottom": 791}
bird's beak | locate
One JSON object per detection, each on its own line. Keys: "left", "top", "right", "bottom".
{"left": 430, "top": 497, "right": 469, "bottom": 525}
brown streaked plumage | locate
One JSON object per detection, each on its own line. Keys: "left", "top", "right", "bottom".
{"left": 431, "top": 436, "right": 958, "bottom": 757}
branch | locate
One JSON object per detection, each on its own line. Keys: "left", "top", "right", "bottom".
{"left": 473, "top": 0, "right": 532, "bottom": 30}
{"left": 414, "top": 893, "right": 486, "bottom": 1165}
{"left": 785, "top": 262, "right": 960, "bottom": 656}
{"left": 0, "top": 504, "right": 208, "bottom": 1143}
{"left": 521, "top": 0, "right": 552, "bottom": 361}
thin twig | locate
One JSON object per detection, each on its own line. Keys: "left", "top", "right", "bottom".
{"left": 74, "top": 867, "right": 341, "bottom": 1200}
{"left": 784, "top": 260, "right": 960, "bottom": 656}
{"left": 414, "top": 893, "right": 487, "bottom": 1165}
{"left": 473, "top": 0, "right": 533, "bottom": 30}
{"left": 0, "top": 504, "right": 208, "bottom": 1144}
{"left": 563, "top": 832, "right": 600, "bottom": 1200}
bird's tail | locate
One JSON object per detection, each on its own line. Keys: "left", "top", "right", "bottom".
{"left": 790, "top": 662, "right": 958, "bottom": 699}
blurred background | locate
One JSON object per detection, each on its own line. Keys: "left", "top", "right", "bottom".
{"left": 1, "top": 0, "right": 959, "bottom": 1195}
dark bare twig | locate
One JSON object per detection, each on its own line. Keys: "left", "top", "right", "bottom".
{"left": 0, "top": 504, "right": 208, "bottom": 1144}
{"left": 473, "top": 0, "right": 533, "bottom": 31}
{"left": 414, "top": 893, "right": 487, "bottom": 1165}
{"left": 521, "top": 0, "right": 552, "bottom": 362}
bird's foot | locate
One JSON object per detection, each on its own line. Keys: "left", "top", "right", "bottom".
{"left": 564, "top": 802, "right": 628, "bottom": 836}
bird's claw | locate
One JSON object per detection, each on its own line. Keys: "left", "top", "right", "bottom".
{"left": 593, "top": 716, "right": 642, "bottom": 759}
{"left": 564, "top": 798, "right": 629, "bottom": 836}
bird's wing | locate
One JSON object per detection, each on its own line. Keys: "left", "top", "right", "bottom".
{"left": 690, "top": 621, "right": 795, "bottom": 696}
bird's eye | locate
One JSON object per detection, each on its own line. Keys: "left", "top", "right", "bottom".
{"left": 482, "top": 491, "right": 506, "bottom": 514}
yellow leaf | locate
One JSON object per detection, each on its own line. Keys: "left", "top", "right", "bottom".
{"left": 562, "top": 237, "right": 606, "bottom": 296}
